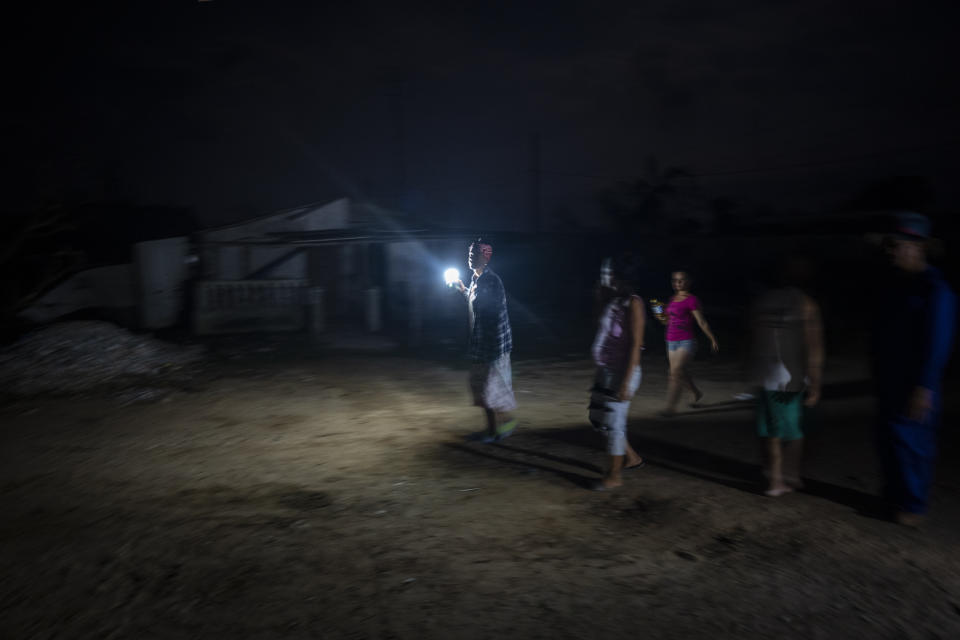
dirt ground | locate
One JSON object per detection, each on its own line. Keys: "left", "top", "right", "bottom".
{"left": 2, "top": 341, "right": 960, "bottom": 639}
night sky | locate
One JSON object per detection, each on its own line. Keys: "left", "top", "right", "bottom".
{"left": 7, "top": 1, "right": 960, "bottom": 230}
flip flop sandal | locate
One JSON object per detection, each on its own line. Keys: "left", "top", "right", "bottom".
{"left": 764, "top": 487, "right": 794, "bottom": 497}
{"left": 494, "top": 419, "right": 518, "bottom": 441}
{"left": 590, "top": 481, "right": 616, "bottom": 492}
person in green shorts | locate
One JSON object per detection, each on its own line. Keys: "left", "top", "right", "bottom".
{"left": 749, "top": 257, "right": 824, "bottom": 497}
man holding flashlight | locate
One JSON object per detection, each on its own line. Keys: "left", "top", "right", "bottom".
{"left": 454, "top": 238, "right": 517, "bottom": 442}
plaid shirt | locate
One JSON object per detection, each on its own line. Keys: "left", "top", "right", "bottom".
{"left": 466, "top": 268, "right": 512, "bottom": 362}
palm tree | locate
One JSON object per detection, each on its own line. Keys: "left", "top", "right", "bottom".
{"left": 0, "top": 205, "right": 83, "bottom": 325}
{"left": 632, "top": 157, "right": 692, "bottom": 230}
{"left": 598, "top": 157, "right": 692, "bottom": 237}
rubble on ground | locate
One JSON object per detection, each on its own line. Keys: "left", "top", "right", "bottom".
{"left": 0, "top": 321, "right": 205, "bottom": 400}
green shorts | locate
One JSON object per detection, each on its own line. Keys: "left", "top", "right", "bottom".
{"left": 756, "top": 391, "right": 804, "bottom": 441}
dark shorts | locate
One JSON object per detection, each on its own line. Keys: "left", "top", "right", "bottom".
{"left": 756, "top": 390, "right": 804, "bottom": 440}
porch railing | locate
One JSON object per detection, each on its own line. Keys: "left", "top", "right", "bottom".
{"left": 193, "top": 279, "right": 312, "bottom": 334}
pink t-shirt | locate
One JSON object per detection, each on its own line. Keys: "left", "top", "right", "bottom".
{"left": 665, "top": 295, "right": 700, "bottom": 342}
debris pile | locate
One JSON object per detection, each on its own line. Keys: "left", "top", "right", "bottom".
{"left": 0, "top": 321, "right": 205, "bottom": 399}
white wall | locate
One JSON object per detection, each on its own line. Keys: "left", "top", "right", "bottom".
{"left": 135, "top": 237, "right": 189, "bottom": 329}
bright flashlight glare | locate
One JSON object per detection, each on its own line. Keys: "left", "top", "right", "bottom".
{"left": 444, "top": 268, "right": 460, "bottom": 285}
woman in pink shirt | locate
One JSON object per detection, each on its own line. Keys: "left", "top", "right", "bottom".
{"left": 655, "top": 270, "right": 719, "bottom": 416}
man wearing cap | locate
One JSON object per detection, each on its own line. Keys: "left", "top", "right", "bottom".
{"left": 455, "top": 238, "right": 517, "bottom": 442}
{"left": 873, "top": 212, "right": 956, "bottom": 526}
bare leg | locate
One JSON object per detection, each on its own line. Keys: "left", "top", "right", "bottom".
{"left": 624, "top": 442, "right": 644, "bottom": 468}
{"left": 484, "top": 409, "right": 497, "bottom": 437}
{"left": 664, "top": 349, "right": 683, "bottom": 413}
{"left": 764, "top": 437, "right": 792, "bottom": 496}
{"left": 678, "top": 368, "right": 702, "bottom": 404}
{"left": 601, "top": 440, "right": 644, "bottom": 488}
{"left": 675, "top": 348, "right": 702, "bottom": 401}
{"left": 600, "top": 454, "right": 626, "bottom": 489}
{"left": 782, "top": 439, "right": 804, "bottom": 488}
{"left": 664, "top": 348, "right": 699, "bottom": 413}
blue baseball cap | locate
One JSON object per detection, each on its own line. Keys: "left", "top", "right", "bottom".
{"left": 892, "top": 211, "right": 931, "bottom": 239}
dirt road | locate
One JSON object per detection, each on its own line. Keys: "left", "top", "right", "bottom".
{"left": 2, "top": 348, "right": 959, "bottom": 639}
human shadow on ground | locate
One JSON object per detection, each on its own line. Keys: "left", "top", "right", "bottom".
{"left": 441, "top": 416, "right": 886, "bottom": 515}
{"left": 443, "top": 442, "right": 598, "bottom": 490}
{"left": 490, "top": 441, "right": 603, "bottom": 474}
{"left": 531, "top": 425, "right": 885, "bottom": 516}
{"left": 533, "top": 425, "right": 758, "bottom": 493}
{"left": 675, "top": 401, "right": 752, "bottom": 416}
{"left": 691, "top": 399, "right": 749, "bottom": 410}
{"left": 683, "top": 378, "right": 874, "bottom": 414}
